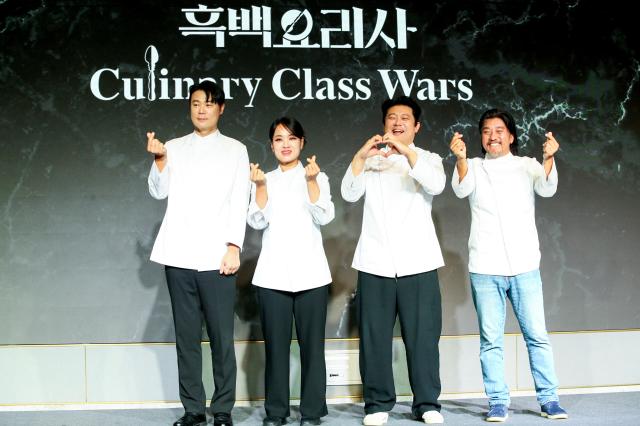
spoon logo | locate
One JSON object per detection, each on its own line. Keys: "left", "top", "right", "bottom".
{"left": 144, "top": 45, "right": 159, "bottom": 101}
{"left": 90, "top": 44, "right": 169, "bottom": 101}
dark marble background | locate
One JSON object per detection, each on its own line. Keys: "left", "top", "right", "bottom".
{"left": 1, "top": 0, "right": 638, "bottom": 344}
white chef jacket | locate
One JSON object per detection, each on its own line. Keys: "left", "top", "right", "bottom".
{"left": 148, "top": 130, "right": 250, "bottom": 271}
{"left": 451, "top": 153, "right": 558, "bottom": 276}
{"left": 341, "top": 145, "right": 446, "bottom": 278}
{"left": 247, "top": 162, "right": 334, "bottom": 292}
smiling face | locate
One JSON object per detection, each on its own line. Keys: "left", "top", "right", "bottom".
{"left": 383, "top": 105, "right": 421, "bottom": 145}
{"left": 481, "top": 117, "right": 514, "bottom": 158}
{"left": 190, "top": 90, "right": 224, "bottom": 137}
{"left": 271, "top": 124, "right": 304, "bottom": 170}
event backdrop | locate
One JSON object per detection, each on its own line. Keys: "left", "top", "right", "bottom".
{"left": 1, "top": 0, "right": 638, "bottom": 344}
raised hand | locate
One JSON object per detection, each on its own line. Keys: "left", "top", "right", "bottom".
{"left": 251, "top": 163, "right": 268, "bottom": 208}
{"left": 355, "top": 135, "right": 386, "bottom": 160}
{"left": 381, "top": 132, "right": 407, "bottom": 157}
{"left": 250, "top": 163, "right": 266, "bottom": 185}
{"left": 380, "top": 132, "right": 419, "bottom": 167}
{"left": 351, "top": 134, "right": 389, "bottom": 176}
{"left": 450, "top": 132, "right": 467, "bottom": 159}
{"left": 146, "top": 131, "right": 166, "bottom": 158}
{"left": 305, "top": 155, "right": 320, "bottom": 180}
{"left": 542, "top": 132, "right": 559, "bottom": 159}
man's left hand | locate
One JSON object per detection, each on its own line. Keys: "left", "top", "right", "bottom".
{"left": 382, "top": 133, "right": 418, "bottom": 166}
{"left": 381, "top": 133, "right": 408, "bottom": 157}
{"left": 543, "top": 132, "right": 560, "bottom": 159}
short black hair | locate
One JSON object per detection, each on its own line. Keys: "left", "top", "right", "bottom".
{"left": 189, "top": 80, "right": 225, "bottom": 105}
{"left": 268, "top": 116, "right": 307, "bottom": 147}
{"left": 381, "top": 95, "right": 421, "bottom": 123}
{"left": 478, "top": 108, "right": 519, "bottom": 155}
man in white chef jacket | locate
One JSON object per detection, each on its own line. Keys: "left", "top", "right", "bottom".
{"left": 341, "top": 96, "right": 446, "bottom": 425}
{"left": 449, "top": 108, "right": 568, "bottom": 422}
{"left": 146, "top": 80, "right": 249, "bottom": 426}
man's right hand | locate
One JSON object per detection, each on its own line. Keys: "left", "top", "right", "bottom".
{"left": 355, "top": 134, "right": 385, "bottom": 161}
{"left": 450, "top": 131, "right": 469, "bottom": 182}
{"left": 449, "top": 132, "right": 467, "bottom": 159}
{"left": 147, "top": 131, "right": 167, "bottom": 172}
{"left": 147, "top": 131, "right": 167, "bottom": 158}
{"left": 351, "top": 134, "right": 385, "bottom": 176}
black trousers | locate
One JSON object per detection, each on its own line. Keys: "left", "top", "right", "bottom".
{"left": 357, "top": 270, "right": 442, "bottom": 418}
{"left": 165, "top": 266, "right": 237, "bottom": 415}
{"left": 257, "top": 285, "right": 329, "bottom": 420}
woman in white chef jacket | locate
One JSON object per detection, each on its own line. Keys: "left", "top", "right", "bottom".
{"left": 247, "top": 117, "right": 334, "bottom": 426}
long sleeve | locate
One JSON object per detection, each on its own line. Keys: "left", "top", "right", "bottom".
{"left": 341, "top": 164, "right": 366, "bottom": 202}
{"left": 148, "top": 160, "right": 169, "bottom": 199}
{"left": 250, "top": 164, "right": 333, "bottom": 292}
{"left": 306, "top": 172, "right": 335, "bottom": 226}
{"left": 531, "top": 158, "right": 558, "bottom": 198}
{"left": 347, "top": 147, "right": 445, "bottom": 277}
{"left": 247, "top": 182, "right": 271, "bottom": 230}
{"left": 451, "top": 159, "right": 476, "bottom": 199}
{"left": 225, "top": 147, "right": 250, "bottom": 248}
{"left": 407, "top": 150, "right": 446, "bottom": 195}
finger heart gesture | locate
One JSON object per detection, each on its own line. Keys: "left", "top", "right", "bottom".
{"left": 542, "top": 132, "right": 560, "bottom": 159}
{"left": 305, "top": 155, "right": 320, "bottom": 180}
{"left": 449, "top": 132, "right": 467, "bottom": 159}
{"left": 250, "top": 163, "right": 266, "bottom": 185}
{"left": 146, "top": 131, "right": 166, "bottom": 157}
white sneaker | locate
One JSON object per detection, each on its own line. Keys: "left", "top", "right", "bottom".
{"left": 363, "top": 411, "right": 389, "bottom": 426}
{"left": 422, "top": 410, "right": 444, "bottom": 424}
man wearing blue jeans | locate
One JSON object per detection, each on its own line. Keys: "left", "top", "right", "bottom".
{"left": 449, "top": 108, "right": 568, "bottom": 422}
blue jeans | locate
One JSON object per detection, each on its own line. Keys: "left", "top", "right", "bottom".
{"left": 470, "top": 270, "right": 559, "bottom": 407}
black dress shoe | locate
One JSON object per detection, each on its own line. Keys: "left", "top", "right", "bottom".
{"left": 213, "top": 412, "right": 233, "bottom": 426}
{"left": 173, "top": 412, "right": 206, "bottom": 426}
{"left": 263, "top": 416, "right": 286, "bottom": 426}
{"left": 300, "top": 418, "right": 321, "bottom": 425}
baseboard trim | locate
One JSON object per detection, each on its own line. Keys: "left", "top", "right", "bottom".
{"left": 2, "top": 384, "right": 639, "bottom": 412}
